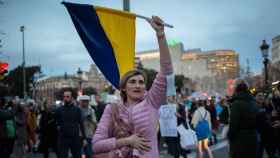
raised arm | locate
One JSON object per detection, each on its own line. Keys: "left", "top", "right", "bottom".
{"left": 146, "top": 16, "right": 173, "bottom": 109}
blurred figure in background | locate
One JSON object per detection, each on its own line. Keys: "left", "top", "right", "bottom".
{"left": 256, "top": 92, "right": 275, "bottom": 158}
{"left": 228, "top": 79, "right": 258, "bottom": 158}
{"left": 13, "top": 101, "right": 28, "bottom": 158}
{"left": 165, "top": 96, "right": 188, "bottom": 158}
{"left": 26, "top": 101, "right": 37, "bottom": 152}
{"left": 94, "top": 93, "right": 107, "bottom": 123}
{"left": 219, "top": 98, "right": 230, "bottom": 140}
{"left": 55, "top": 90, "right": 86, "bottom": 158}
{"left": 206, "top": 97, "right": 218, "bottom": 145}
{"left": 191, "top": 99, "right": 213, "bottom": 158}
{"left": 78, "top": 95, "right": 97, "bottom": 158}
{"left": 0, "top": 98, "right": 16, "bottom": 158}
{"left": 38, "top": 100, "right": 58, "bottom": 158}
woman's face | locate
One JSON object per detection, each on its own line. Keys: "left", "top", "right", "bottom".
{"left": 123, "top": 74, "right": 145, "bottom": 102}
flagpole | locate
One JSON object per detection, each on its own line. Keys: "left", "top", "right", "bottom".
{"left": 135, "top": 14, "right": 174, "bottom": 28}
{"left": 61, "top": 2, "right": 173, "bottom": 28}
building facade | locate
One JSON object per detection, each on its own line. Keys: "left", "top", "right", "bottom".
{"left": 271, "top": 35, "right": 280, "bottom": 82}
{"left": 272, "top": 35, "right": 280, "bottom": 64}
{"left": 136, "top": 43, "right": 240, "bottom": 95}
{"left": 35, "top": 64, "right": 108, "bottom": 103}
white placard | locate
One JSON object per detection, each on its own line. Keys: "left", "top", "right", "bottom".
{"left": 159, "top": 104, "right": 178, "bottom": 137}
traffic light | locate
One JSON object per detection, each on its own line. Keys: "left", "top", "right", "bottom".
{"left": 0, "top": 62, "right": 8, "bottom": 80}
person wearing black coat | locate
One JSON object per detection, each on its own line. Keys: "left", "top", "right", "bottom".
{"left": 256, "top": 92, "right": 275, "bottom": 158}
{"left": 38, "top": 102, "right": 58, "bottom": 158}
{"left": 55, "top": 90, "right": 86, "bottom": 158}
{"left": 93, "top": 94, "right": 107, "bottom": 122}
{"left": 228, "top": 79, "right": 258, "bottom": 158}
{"left": 0, "top": 98, "right": 15, "bottom": 158}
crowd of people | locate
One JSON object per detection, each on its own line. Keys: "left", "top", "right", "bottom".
{"left": 0, "top": 90, "right": 108, "bottom": 158}
{"left": 1, "top": 15, "right": 280, "bottom": 158}
{"left": 1, "top": 83, "right": 280, "bottom": 158}
{"left": 156, "top": 81, "right": 280, "bottom": 158}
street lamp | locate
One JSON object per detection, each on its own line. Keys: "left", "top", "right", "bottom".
{"left": 260, "top": 40, "right": 270, "bottom": 91}
{"left": 20, "top": 25, "right": 27, "bottom": 100}
{"left": 77, "top": 67, "right": 83, "bottom": 95}
{"left": 123, "top": 0, "right": 130, "bottom": 11}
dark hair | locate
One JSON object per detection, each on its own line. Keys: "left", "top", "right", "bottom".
{"left": 0, "top": 98, "right": 6, "bottom": 107}
{"left": 235, "top": 83, "right": 249, "bottom": 93}
{"left": 234, "top": 79, "right": 249, "bottom": 93}
{"left": 119, "top": 69, "right": 147, "bottom": 102}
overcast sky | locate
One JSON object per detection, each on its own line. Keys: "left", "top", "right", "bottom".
{"left": 0, "top": 0, "right": 279, "bottom": 76}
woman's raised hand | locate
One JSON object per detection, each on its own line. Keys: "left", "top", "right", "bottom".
{"left": 147, "top": 16, "right": 165, "bottom": 35}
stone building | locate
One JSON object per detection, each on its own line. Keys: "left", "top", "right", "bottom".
{"left": 35, "top": 64, "right": 108, "bottom": 103}
{"left": 271, "top": 35, "right": 280, "bottom": 82}
{"left": 136, "top": 43, "right": 240, "bottom": 95}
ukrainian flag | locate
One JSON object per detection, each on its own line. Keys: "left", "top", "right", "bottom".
{"left": 63, "top": 2, "right": 136, "bottom": 88}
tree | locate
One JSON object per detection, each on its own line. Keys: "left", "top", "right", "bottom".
{"left": 175, "top": 74, "right": 185, "bottom": 91}
{"left": 83, "top": 87, "right": 97, "bottom": 96}
{"left": 3, "top": 65, "right": 41, "bottom": 97}
{"left": 141, "top": 68, "right": 157, "bottom": 90}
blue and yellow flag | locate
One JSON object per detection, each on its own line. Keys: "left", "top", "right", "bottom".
{"left": 63, "top": 2, "right": 136, "bottom": 88}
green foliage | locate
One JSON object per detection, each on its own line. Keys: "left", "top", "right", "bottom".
{"left": 83, "top": 87, "right": 97, "bottom": 96}
{"left": 141, "top": 68, "right": 189, "bottom": 92}
{"left": 3, "top": 65, "right": 41, "bottom": 97}
{"left": 141, "top": 68, "right": 158, "bottom": 90}
{"left": 175, "top": 74, "right": 185, "bottom": 91}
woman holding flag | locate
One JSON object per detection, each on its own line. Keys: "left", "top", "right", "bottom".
{"left": 92, "top": 16, "right": 173, "bottom": 158}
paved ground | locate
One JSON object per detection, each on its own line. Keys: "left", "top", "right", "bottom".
{"left": 23, "top": 140, "right": 229, "bottom": 158}
{"left": 159, "top": 140, "right": 229, "bottom": 158}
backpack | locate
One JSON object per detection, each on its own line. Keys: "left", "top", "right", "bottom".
{"left": 0, "top": 120, "right": 16, "bottom": 139}
{"left": 6, "top": 120, "right": 16, "bottom": 138}
{"left": 195, "top": 110, "right": 210, "bottom": 140}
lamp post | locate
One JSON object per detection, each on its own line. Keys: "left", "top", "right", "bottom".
{"left": 20, "top": 26, "right": 27, "bottom": 100}
{"left": 260, "top": 40, "right": 270, "bottom": 91}
{"left": 77, "top": 67, "right": 83, "bottom": 96}
{"left": 123, "top": 0, "right": 130, "bottom": 11}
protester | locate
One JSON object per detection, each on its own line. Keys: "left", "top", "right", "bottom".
{"left": 78, "top": 95, "right": 97, "bottom": 158}
{"left": 255, "top": 92, "right": 276, "bottom": 158}
{"left": 92, "top": 16, "right": 173, "bottom": 158}
{"left": 94, "top": 93, "right": 107, "bottom": 122}
{"left": 228, "top": 79, "right": 258, "bottom": 158}
{"left": 206, "top": 97, "right": 218, "bottom": 145}
{"left": 271, "top": 85, "right": 280, "bottom": 155}
{"left": 191, "top": 98, "right": 213, "bottom": 158}
{"left": 219, "top": 98, "right": 230, "bottom": 125}
{"left": 188, "top": 99, "right": 198, "bottom": 122}
{"left": 38, "top": 100, "right": 58, "bottom": 158}
{"left": 165, "top": 96, "right": 188, "bottom": 158}
{"left": 219, "top": 98, "right": 230, "bottom": 140}
{"left": 55, "top": 90, "right": 87, "bottom": 158}
{"left": 13, "top": 101, "right": 29, "bottom": 158}
{"left": 0, "top": 98, "right": 16, "bottom": 158}
{"left": 26, "top": 101, "right": 37, "bottom": 152}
